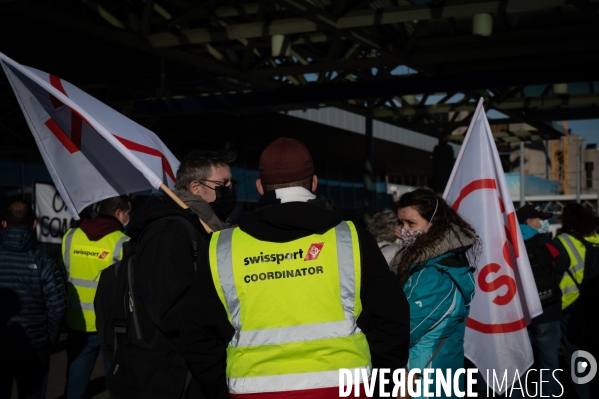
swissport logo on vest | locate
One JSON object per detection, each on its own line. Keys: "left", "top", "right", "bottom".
{"left": 73, "top": 248, "right": 110, "bottom": 259}
{"left": 243, "top": 242, "right": 325, "bottom": 266}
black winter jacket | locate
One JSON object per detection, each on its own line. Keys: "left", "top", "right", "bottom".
{"left": 124, "top": 194, "right": 210, "bottom": 397}
{"left": 180, "top": 196, "right": 410, "bottom": 398}
{"left": 0, "top": 226, "right": 67, "bottom": 354}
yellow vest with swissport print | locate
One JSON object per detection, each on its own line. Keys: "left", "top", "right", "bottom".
{"left": 209, "top": 221, "right": 371, "bottom": 395}
{"left": 62, "top": 227, "right": 129, "bottom": 331}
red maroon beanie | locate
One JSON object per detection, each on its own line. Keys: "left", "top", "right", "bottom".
{"left": 259, "top": 138, "right": 314, "bottom": 184}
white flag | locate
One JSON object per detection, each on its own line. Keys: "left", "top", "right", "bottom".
{"left": 443, "top": 98, "right": 542, "bottom": 394}
{"left": 0, "top": 53, "right": 179, "bottom": 219}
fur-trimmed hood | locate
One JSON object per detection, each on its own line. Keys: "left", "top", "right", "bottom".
{"left": 392, "top": 224, "right": 477, "bottom": 275}
{"left": 412, "top": 224, "right": 477, "bottom": 264}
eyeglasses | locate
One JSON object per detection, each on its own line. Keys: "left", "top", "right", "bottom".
{"left": 196, "top": 179, "right": 240, "bottom": 192}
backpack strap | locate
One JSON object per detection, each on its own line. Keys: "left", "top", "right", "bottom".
{"left": 566, "top": 268, "right": 583, "bottom": 292}
{"left": 112, "top": 256, "right": 130, "bottom": 353}
{"left": 111, "top": 213, "right": 202, "bottom": 352}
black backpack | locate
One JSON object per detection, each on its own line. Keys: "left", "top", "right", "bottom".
{"left": 524, "top": 234, "right": 562, "bottom": 307}
{"left": 94, "top": 214, "right": 199, "bottom": 399}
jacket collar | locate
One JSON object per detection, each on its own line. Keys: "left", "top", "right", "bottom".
{"left": 0, "top": 226, "right": 36, "bottom": 252}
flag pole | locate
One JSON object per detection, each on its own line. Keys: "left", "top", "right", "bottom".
{"left": 442, "top": 98, "right": 485, "bottom": 199}
{"left": 160, "top": 183, "right": 214, "bottom": 234}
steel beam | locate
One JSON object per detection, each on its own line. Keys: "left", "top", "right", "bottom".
{"left": 148, "top": 0, "right": 575, "bottom": 47}
{"left": 372, "top": 92, "right": 599, "bottom": 118}
{"left": 1, "top": 1, "right": 280, "bottom": 90}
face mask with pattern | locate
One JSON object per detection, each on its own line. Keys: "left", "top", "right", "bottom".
{"left": 398, "top": 198, "right": 439, "bottom": 247}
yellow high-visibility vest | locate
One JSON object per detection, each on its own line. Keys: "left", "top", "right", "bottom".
{"left": 62, "top": 227, "right": 129, "bottom": 331}
{"left": 557, "top": 233, "right": 599, "bottom": 310}
{"left": 209, "top": 221, "right": 371, "bottom": 395}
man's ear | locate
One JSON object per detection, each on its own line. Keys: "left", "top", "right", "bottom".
{"left": 311, "top": 175, "right": 318, "bottom": 193}
{"left": 189, "top": 181, "right": 201, "bottom": 196}
{"left": 1, "top": 221, "right": 6, "bottom": 228}
{"left": 32, "top": 219, "right": 37, "bottom": 231}
{"left": 256, "top": 179, "right": 264, "bottom": 196}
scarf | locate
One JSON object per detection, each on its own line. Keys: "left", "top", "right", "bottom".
{"left": 173, "top": 189, "right": 226, "bottom": 232}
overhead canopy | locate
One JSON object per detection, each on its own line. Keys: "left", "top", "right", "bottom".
{"left": 2, "top": 0, "right": 599, "bottom": 152}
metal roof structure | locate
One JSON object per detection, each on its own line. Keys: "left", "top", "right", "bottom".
{"left": 1, "top": 0, "right": 599, "bottom": 158}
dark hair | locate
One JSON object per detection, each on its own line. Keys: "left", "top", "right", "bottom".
{"left": 3, "top": 200, "right": 35, "bottom": 228}
{"left": 175, "top": 144, "right": 236, "bottom": 191}
{"left": 367, "top": 209, "right": 398, "bottom": 243}
{"left": 98, "top": 195, "right": 131, "bottom": 216}
{"left": 562, "top": 203, "right": 599, "bottom": 237}
{"left": 262, "top": 176, "right": 313, "bottom": 192}
{"left": 393, "top": 188, "right": 480, "bottom": 283}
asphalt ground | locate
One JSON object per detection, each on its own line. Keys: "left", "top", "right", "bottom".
{"left": 10, "top": 333, "right": 109, "bottom": 399}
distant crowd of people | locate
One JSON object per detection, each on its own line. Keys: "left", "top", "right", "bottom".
{"left": 1, "top": 137, "right": 597, "bottom": 399}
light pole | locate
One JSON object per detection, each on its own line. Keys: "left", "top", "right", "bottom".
{"left": 520, "top": 141, "right": 525, "bottom": 208}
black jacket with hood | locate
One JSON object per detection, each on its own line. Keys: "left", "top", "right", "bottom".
{"left": 180, "top": 191, "right": 410, "bottom": 398}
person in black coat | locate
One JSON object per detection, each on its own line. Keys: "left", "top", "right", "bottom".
{"left": 0, "top": 200, "right": 67, "bottom": 398}
{"left": 106, "top": 147, "right": 237, "bottom": 399}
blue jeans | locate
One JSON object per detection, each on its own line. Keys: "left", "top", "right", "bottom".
{"left": 561, "top": 310, "right": 590, "bottom": 399}
{"left": 65, "top": 330, "right": 111, "bottom": 399}
{"left": 528, "top": 321, "right": 562, "bottom": 397}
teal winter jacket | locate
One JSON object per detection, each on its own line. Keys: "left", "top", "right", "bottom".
{"left": 402, "top": 250, "right": 475, "bottom": 398}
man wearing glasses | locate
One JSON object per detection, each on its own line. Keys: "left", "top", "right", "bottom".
{"left": 108, "top": 146, "right": 236, "bottom": 399}
{"left": 173, "top": 149, "right": 240, "bottom": 231}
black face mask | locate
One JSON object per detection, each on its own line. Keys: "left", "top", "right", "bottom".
{"left": 210, "top": 185, "right": 237, "bottom": 221}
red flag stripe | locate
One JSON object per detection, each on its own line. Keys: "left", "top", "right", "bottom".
{"left": 452, "top": 179, "right": 497, "bottom": 211}
{"left": 506, "top": 212, "right": 520, "bottom": 258}
{"left": 466, "top": 317, "right": 526, "bottom": 334}
{"left": 49, "top": 75, "right": 68, "bottom": 97}
{"left": 44, "top": 118, "right": 79, "bottom": 154}
{"left": 49, "top": 75, "right": 92, "bottom": 125}
{"left": 113, "top": 134, "right": 176, "bottom": 182}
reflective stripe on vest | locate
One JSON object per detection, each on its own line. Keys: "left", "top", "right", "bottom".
{"left": 210, "top": 221, "right": 371, "bottom": 394}
{"left": 229, "top": 366, "right": 372, "bottom": 394}
{"left": 113, "top": 235, "right": 129, "bottom": 264}
{"left": 558, "top": 233, "right": 585, "bottom": 309}
{"left": 69, "top": 301, "right": 95, "bottom": 311}
{"left": 62, "top": 227, "right": 129, "bottom": 331}
{"left": 63, "top": 228, "right": 77, "bottom": 275}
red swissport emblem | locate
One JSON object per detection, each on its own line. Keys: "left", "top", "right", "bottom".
{"left": 98, "top": 251, "right": 110, "bottom": 260}
{"left": 45, "top": 75, "right": 176, "bottom": 182}
{"left": 304, "top": 243, "right": 324, "bottom": 261}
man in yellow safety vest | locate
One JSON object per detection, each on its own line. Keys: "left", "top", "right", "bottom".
{"left": 181, "top": 138, "right": 410, "bottom": 398}
{"left": 62, "top": 195, "right": 131, "bottom": 399}
{"left": 553, "top": 202, "right": 599, "bottom": 399}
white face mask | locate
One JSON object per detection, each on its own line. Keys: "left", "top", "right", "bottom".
{"left": 537, "top": 219, "right": 550, "bottom": 234}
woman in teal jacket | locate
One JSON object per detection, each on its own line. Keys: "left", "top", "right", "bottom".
{"left": 392, "top": 188, "right": 479, "bottom": 398}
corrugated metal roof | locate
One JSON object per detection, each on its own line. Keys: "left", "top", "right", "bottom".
{"left": 285, "top": 107, "right": 461, "bottom": 154}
